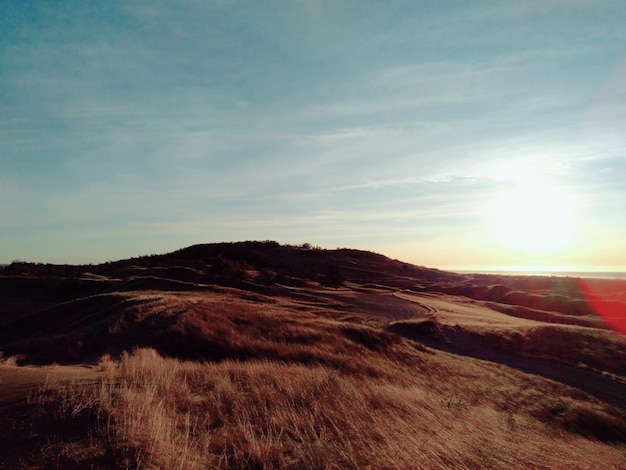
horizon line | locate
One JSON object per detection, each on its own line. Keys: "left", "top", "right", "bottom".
{"left": 441, "top": 264, "right": 626, "bottom": 276}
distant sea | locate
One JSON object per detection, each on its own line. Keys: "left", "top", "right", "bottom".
{"left": 450, "top": 268, "right": 626, "bottom": 280}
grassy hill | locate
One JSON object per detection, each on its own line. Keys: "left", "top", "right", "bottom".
{"left": 1, "top": 241, "right": 625, "bottom": 468}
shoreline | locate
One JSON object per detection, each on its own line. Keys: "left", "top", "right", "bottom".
{"left": 449, "top": 269, "right": 626, "bottom": 280}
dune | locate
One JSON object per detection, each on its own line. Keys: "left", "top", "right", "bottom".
{"left": 1, "top": 242, "right": 625, "bottom": 468}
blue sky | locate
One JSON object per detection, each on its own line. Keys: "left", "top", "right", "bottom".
{"left": 1, "top": 0, "right": 625, "bottom": 269}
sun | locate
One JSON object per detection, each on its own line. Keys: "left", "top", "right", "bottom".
{"left": 489, "top": 181, "right": 578, "bottom": 256}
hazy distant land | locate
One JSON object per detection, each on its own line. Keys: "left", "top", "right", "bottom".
{"left": 452, "top": 268, "right": 626, "bottom": 280}
{"left": 1, "top": 242, "right": 625, "bottom": 469}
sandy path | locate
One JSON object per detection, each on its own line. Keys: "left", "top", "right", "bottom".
{"left": 0, "top": 364, "right": 100, "bottom": 403}
{"left": 0, "top": 364, "right": 102, "bottom": 467}
{"left": 394, "top": 291, "right": 541, "bottom": 328}
{"left": 0, "top": 365, "right": 100, "bottom": 469}
{"left": 390, "top": 293, "right": 626, "bottom": 409}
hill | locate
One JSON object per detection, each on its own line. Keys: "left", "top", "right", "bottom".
{"left": 1, "top": 241, "right": 625, "bottom": 468}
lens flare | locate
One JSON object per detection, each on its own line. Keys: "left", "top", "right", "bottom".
{"left": 577, "top": 278, "right": 626, "bottom": 335}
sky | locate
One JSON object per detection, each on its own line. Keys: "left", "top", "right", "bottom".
{"left": 1, "top": 0, "right": 625, "bottom": 270}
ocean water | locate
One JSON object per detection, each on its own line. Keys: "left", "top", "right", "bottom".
{"left": 450, "top": 269, "right": 626, "bottom": 280}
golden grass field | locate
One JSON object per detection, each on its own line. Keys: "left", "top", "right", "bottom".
{"left": 1, "top": 242, "right": 625, "bottom": 468}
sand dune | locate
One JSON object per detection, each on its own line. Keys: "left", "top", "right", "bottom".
{"left": 1, "top": 242, "right": 625, "bottom": 468}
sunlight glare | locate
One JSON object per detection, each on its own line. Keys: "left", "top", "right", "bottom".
{"left": 489, "top": 181, "right": 578, "bottom": 256}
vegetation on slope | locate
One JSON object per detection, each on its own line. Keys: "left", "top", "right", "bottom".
{"left": 25, "top": 342, "right": 626, "bottom": 469}
{"left": 1, "top": 241, "right": 625, "bottom": 468}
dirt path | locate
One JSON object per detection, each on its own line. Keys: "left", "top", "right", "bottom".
{"left": 393, "top": 291, "right": 541, "bottom": 327}
{"left": 413, "top": 325, "right": 626, "bottom": 409}
{"left": 388, "top": 293, "right": 626, "bottom": 409}
{"left": 0, "top": 364, "right": 101, "bottom": 468}
{"left": 0, "top": 364, "right": 99, "bottom": 402}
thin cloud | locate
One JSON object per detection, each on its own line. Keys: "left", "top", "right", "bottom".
{"left": 1, "top": 1, "right": 624, "bottom": 265}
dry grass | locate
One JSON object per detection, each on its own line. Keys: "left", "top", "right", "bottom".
{"left": 3, "top": 262, "right": 625, "bottom": 468}
{"left": 392, "top": 290, "right": 626, "bottom": 378}
{"left": 31, "top": 348, "right": 626, "bottom": 469}
{"left": 470, "top": 323, "right": 626, "bottom": 376}
{"left": 0, "top": 352, "right": 24, "bottom": 366}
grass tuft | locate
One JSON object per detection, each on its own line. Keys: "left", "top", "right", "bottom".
{"left": 26, "top": 348, "right": 626, "bottom": 469}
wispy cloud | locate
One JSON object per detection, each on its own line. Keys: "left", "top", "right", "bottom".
{"left": 1, "top": 0, "right": 624, "bottom": 265}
